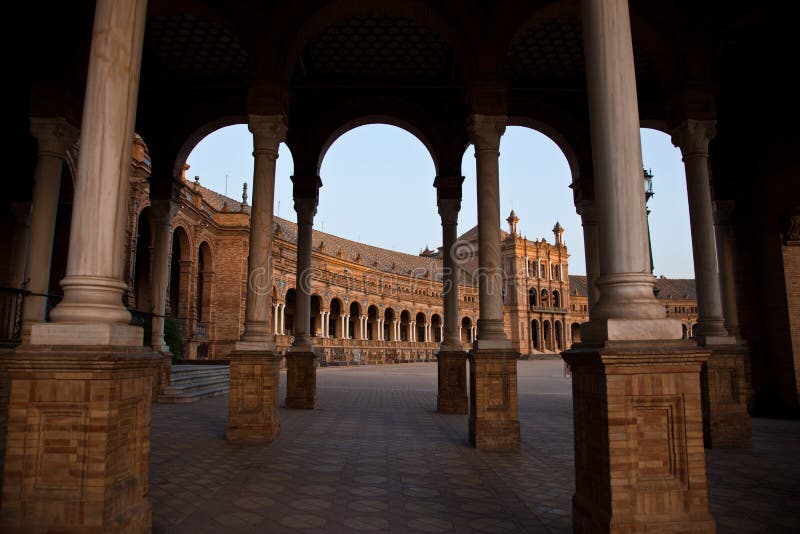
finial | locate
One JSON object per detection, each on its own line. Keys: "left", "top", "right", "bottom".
{"left": 193, "top": 175, "right": 200, "bottom": 192}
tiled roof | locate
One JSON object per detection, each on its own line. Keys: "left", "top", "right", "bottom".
{"left": 569, "top": 275, "right": 696, "bottom": 300}
{"left": 569, "top": 275, "right": 588, "bottom": 297}
{"left": 274, "top": 217, "right": 444, "bottom": 279}
{"left": 195, "top": 182, "right": 250, "bottom": 214}
{"left": 458, "top": 224, "right": 509, "bottom": 242}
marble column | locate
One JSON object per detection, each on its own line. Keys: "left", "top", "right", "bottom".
{"left": 468, "top": 115, "right": 510, "bottom": 347}
{"left": 576, "top": 200, "right": 600, "bottom": 316}
{"left": 149, "top": 199, "right": 177, "bottom": 353}
{"left": 34, "top": 0, "right": 149, "bottom": 346}
{"left": 272, "top": 304, "right": 279, "bottom": 335}
{"left": 438, "top": 197, "right": 463, "bottom": 349}
{"left": 279, "top": 303, "right": 286, "bottom": 335}
{"left": 713, "top": 200, "right": 740, "bottom": 338}
{"left": 361, "top": 316, "right": 368, "bottom": 340}
{"left": 410, "top": 322, "right": 416, "bottom": 342}
{"left": 21, "top": 118, "right": 78, "bottom": 337}
{"left": 238, "top": 114, "right": 286, "bottom": 348}
{"left": 561, "top": 0, "right": 715, "bottom": 531}
{"left": 671, "top": 120, "right": 730, "bottom": 343}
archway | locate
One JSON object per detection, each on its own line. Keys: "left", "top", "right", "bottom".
{"left": 529, "top": 288, "right": 538, "bottom": 308}
{"left": 329, "top": 298, "right": 343, "bottom": 338}
{"left": 367, "top": 305, "right": 379, "bottom": 341}
{"left": 400, "top": 310, "right": 411, "bottom": 342}
{"left": 543, "top": 320, "right": 552, "bottom": 351}
{"left": 348, "top": 301, "right": 361, "bottom": 340}
{"left": 415, "top": 312, "right": 427, "bottom": 343}
{"left": 310, "top": 295, "right": 322, "bottom": 337}
{"left": 461, "top": 317, "right": 473, "bottom": 344}
{"left": 541, "top": 289, "right": 550, "bottom": 308}
{"left": 531, "top": 319, "right": 541, "bottom": 350}
{"left": 555, "top": 320, "right": 563, "bottom": 350}
{"left": 384, "top": 308, "right": 396, "bottom": 341}
{"left": 285, "top": 288, "right": 297, "bottom": 336}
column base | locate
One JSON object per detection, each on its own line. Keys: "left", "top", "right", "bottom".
{"left": 701, "top": 343, "right": 752, "bottom": 449}
{"left": 0, "top": 345, "right": 160, "bottom": 533}
{"left": 468, "top": 349, "right": 520, "bottom": 450}
{"left": 285, "top": 351, "right": 317, "bottom": 410}
{"left": 29, "top": 321, "right": 144, "bottom": 347}
{"left": 562, "top": 341, "right": 716, "bottom": 533}
{"left": 437, "top": 350, "right": 468, "bottom": 414}
{"left": 580, "top": 318, "right": 683, "bottom": 343}
{"left": 234, "top": 339, "right": 276, "bottom": 352}
{"left": 227, "top": 350, "right": 281, "bottom": 444}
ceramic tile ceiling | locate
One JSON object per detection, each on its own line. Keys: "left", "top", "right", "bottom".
{"left": 143, "top": 15, "right": 247, "bottom": 80}
{"left": 507, "top": 16, "right": 654, "bottom": 85}
{"left": 296, "top": 16, "right": 455, "bottom": 84}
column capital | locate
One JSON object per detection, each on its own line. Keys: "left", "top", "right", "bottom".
{"left": 294, "top": 197, "right": 318, "bottom": 223}
{"left": 712, "top": 199, "right": 735, "bottom": 225}
{"left": 434, "top": 175, "right": 464, "bottom": 203}
{"left": 437, "top": 198, "right": 461, "bottom": 225}
{"left": 467, "top": 114, "right": 506, "bottom": 152}
{"left": 671, "top": 119, "right": 716, "bottom": 159}
{"left": 149, "top": 199, "right": 178, "bottom": 226}
{"left": 248, "top": 114, "right": 287, "bottom": 156}
{"left": 29, "top": 117, "right": 79, "bottom": 159}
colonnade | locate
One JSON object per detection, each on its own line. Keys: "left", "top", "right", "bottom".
{"left": 1, "top": 0, "right": 755, "bottom": 530}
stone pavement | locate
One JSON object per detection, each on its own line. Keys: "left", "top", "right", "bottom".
{"left": 150, "top": 361, "right": 800, "bottom": 533}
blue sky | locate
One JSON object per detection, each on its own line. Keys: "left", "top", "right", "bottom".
{"left": 185, "top": 124, "right": 694, "bottom": 277}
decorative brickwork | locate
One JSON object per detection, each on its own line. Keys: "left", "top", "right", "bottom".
{"left": 0, "top": 346, "right": 160, "bottom": 533}
{"left": 701, "top": 344, "right": 753, "bottom": 448}
{"left": 562, "top": 342, "right": 715, "bottom": 533}
{"left": 285, "top": 351, "right": 318, "bottom": 409}
{"left": 436, "top": 350, "right": 468, "bottom": 414}
{"left": 468, "top": 349, "right": 521, "bottom": 450}
{"left": 226, "top": 351, "right": 281, "bottom": 443}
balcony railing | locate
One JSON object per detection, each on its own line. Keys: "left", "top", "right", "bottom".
{"left": 529, "top": 306, "right": 568, "bottom": 314}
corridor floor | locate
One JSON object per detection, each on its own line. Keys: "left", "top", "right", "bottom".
{"left": 149, "top": 361, "right": 800, "bottom": 533}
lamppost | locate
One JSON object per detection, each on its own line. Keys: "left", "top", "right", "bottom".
{"left": 644, "top": 168, "right": 655, "bottom": 274}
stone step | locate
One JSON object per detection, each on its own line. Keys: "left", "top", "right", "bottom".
{"left": 157, "top": 365, "right": 230, "bottom": 404}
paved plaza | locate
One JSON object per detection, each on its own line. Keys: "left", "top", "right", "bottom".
{"left": 150, "top": 361, "right": 800, "bottom": 533}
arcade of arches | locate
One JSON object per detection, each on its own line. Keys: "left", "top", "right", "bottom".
{"left": 1, "top": 0, "right": 799, "bottom": 532}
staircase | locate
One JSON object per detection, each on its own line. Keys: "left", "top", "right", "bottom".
{"left": 158, "top": 364, "right": 230, "bottom": 404}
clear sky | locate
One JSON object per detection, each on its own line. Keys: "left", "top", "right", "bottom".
{"left": 185, "top": 124, "right": 694, "bottom": 278}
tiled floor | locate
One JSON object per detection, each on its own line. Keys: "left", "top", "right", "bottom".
{"left": 149, "top": 361, "right": 800, "bottom": 533}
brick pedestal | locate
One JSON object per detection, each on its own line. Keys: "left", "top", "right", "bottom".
{"left": 562, "top": 341, "right": 716, "bottom": 534}
{"left": 437, "top": 350, "right": 468, "bottom": 414}
{"left": 0, "top": 345, "right": 160, "bottom": 533}
{"left": 227, "top": 351, "right": 281, "bottom": 444}
{"left": 701, "top": 344, "right": 752, "bottom": 449}
{"left": 468, "top": 349, "right": 520, "bottom": 450}
{"left": 285, "top": 351, "right": 317, "bottom": 409}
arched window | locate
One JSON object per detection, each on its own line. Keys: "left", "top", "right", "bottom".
{"left": 541, "top": 289, "right": 550, "bottom": 308}
{"left": 531, "top": 320, "right": 540, "bottom": 350}
{"left": 543, "top": 320, "right": 552, "bottom": 351}
{"left": 552, "top": 290, "right": 561, "bottom": 309}
{"left": 528, "top": 288, "right": 538, "bottom": 308}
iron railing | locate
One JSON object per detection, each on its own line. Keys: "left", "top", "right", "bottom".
{"left": 0, "top": 286, "right": 27, "bottom": 344}
{"left": 0, "top": 288, "right": 155, "bottom": 346}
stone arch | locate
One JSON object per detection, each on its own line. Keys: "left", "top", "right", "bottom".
{"left": 555, "top": 320, "right": 563, "bottom": 351}
{"left": 541, "top": 288, "right": 550, "bottom": 308}
{"left": 431, "top": 313, "right": 442, "bottom": 343}
{"left": 348, "top": 301, "right": 362, "bottom": 339}
{"left": 310, "top": 294, "right": 323, "bottom": 337}
{"left": 552, "top": 290, "right": 561, "bottom": 309}
{"left": 571, "top": 322, "right": 582, "bottom": 345}
{"left": 528, "top": 288, "right": 538, "bottom": 308}
{"left": 133, "top": 207, "right": 154, "bottom": 312}
{"left": 367, "top": 304, "right": 380, "bottom": 341}
{"left": 168, "top": 226, "right": 192, "bottom": 321}
{"left": 196, "top": 241, "right": 213, "bottom": 333}
{"left": 330, "top": 297, "right": 344, "bottom": 338}
{"left": 400, "top": 310, "right": 411, "bottom": 342}
{"left": 543, "top": 320, "right": 552, "bottom": 351}
{"left": 317, "top": 117, "right": 439, "bottom": 176}
{"left": 384, "top": 307, "right": 396, "bottom": 341}
{"left": 415, "top": 311, "right": 427, "bottom": 343}
{"left": 506, "top": 118, "right": 583, "bottom": 185}
{"left": 531, "top": 319, "right": 540, "bottom": 350}
{"left": 461, "top": 316, "right": 473, "bottom": 344}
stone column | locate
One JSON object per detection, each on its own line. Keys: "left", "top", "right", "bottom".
{"left": 2, "top": 1, "right": 163, "bottom": 533}
{"left": 286, "top": 192, "right": 319, "bottom": 410}
{"left": 20, "top": 118, "right": 79, "bottom": 337}
{"left": 227, "top": 114, "right": 286, "bottom": 444}
{"left": 713, "top": 200, "right": 740, "bottom": 338}
{"left": 671, "top": 120, "right": 729, "bottom": 343}
{"left": 149, "top": 199, "right": 177, "bottom": 353}
{"left": 34, "top": 0, "right": 150, "bottom": 346}
{"left": 279, "top": 304, "right": 286, "bottom": 335}
{"left": 238, "top": 114, "right": 286, "bottom": 348}
{"left": 576, "top": 200, "right": 600, "bottom": 316}
{"left": 439, "top": 196, "right": 464, "bottom": 350}
{"left": 561, "top": 0, "right": 715, "bottom": 531}
{"left": 410, "top": 322, "right": 416, "bottom": 342}
{"left": 468, "top": 115, "right": 509, "bottom": 346}
{"left": 392, "top": 320, "right": 399, "bottom": 342}
{"left": 672, "top": 121, "right": 750, "bottom": 450}
{"left": 466, "top": 114, "right": 519, "bottom": 449}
